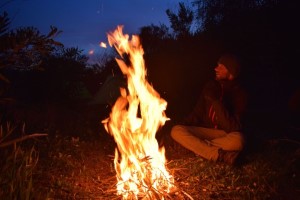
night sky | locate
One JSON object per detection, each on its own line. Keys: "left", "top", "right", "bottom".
{"left": 3, "top": 0, "right": 185, "bottom": 54}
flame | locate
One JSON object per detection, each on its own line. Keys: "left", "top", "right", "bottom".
{"left": 102, "top": 25, "right": 175, "bottom": 199}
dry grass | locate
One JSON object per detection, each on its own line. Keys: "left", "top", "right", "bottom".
{"left": 1, "top": 129, "right": 299, "bottom": 200}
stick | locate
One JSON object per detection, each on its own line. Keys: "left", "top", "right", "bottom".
{"left": 0, "top": 133, "right": 48, "bottom": 148}
{"left": 181, "top": 190, "right": 194, "bottom": 200}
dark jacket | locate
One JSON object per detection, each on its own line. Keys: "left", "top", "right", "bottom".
{"left": 183, "top": 80, "right": 247, "bottom": 133}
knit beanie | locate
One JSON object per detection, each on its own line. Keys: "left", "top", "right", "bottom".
{"left": 218, "top": 54, "right": 240, "bottom": 78}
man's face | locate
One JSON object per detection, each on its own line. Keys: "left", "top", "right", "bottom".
{"left": 215, "top": 63, "right": 231, "bottom": 80}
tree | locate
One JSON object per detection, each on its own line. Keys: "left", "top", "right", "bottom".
{"left": 139, "top": 24, "right": 171, "bottom": 53}
{"left": 0, "top": 12, "right": 63, "bottom": 71}
{"left": 166, "top": 2, "right": 194, "bottom": 39}
{"left": 0, "top": 11, "right": 64, "bottom": 110}
{"left": 140, "top": 24, "right": 170, "bottom": 40}
{"left": 54, "top": 46, "right": 88, "bottom": 64}
{"left": 0, "top": 11, "right": 11, "bottom": 83}
{"left": 0, "top": 11, "right": 9, "bottom": 35}
{"left": 192, "top": 0, "right": 279, "bottom": 31}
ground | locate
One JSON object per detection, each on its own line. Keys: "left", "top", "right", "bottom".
{"left": 25, "top": 125, "right": 300, "bottom": 200}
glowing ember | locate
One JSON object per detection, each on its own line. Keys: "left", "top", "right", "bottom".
{"left": 102, "top": 25, "right": 175, "bottom": 199}
{"left": 88, "top": 49, "right": 94, "bottom": 55}
{"left": 99, "top": 41, "right": 107, "bottom": 48}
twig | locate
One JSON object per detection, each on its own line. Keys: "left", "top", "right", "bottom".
{"left": 101, "top": 175, "right": 117, "bottom": 184}
{"left": 0, "top": 133, "right": 48, "bottom": 148}
{"left": 181, "top": 190, "right": 194, "bottom": 200}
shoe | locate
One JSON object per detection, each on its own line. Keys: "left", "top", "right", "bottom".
{"left": 217, "top": 149, "right": 239, "bottom": 165}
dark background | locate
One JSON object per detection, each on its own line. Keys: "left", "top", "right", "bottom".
{"left": 1, "top": 0, "right": 299, "bottom": 146}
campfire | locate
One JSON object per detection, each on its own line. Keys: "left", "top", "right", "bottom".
{"left": 102, "top": 26, "right": 175, "bottom": 199}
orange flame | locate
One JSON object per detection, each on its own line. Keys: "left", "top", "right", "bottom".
{"left": 102, "top": 25, "right": 175, "bottom": 199}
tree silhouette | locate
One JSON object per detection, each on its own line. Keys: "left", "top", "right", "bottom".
{"left": 166, "top": 2, "right": 194, "bottom": 39}
{"left": 192, "top": 0, "right": 278, "bottom": 31}
{"left": 0, "top": 26, "right": 63, "bottom": 70}
{"left": 54, "top": 47, "right": 88, "bottom": 64}
{"left": 1, "top": 10, "right": 63, "bottom": 65}
{"left": 0, "top": 11, "right": 9, "bottom": 35}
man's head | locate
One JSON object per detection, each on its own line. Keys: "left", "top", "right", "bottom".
{"left": 215, "top": 54, "right": 240, "bottom": 81}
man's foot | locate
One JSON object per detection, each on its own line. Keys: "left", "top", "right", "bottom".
{"left": 217, "top": 149, "right": 239, "bottom": 165}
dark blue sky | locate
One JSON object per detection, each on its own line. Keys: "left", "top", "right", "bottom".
{"left": 3, "top": 0, "right": 187, "bottom": 54}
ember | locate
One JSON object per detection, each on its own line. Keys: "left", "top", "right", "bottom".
{"left": 102, "top": 26, "right": 175, "bottom": 199}
{"left": 99, "top": 42, "right": 107, "bottom": 48}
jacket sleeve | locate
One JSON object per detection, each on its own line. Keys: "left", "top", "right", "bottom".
{"left": 182, "top": 80, "right": 220, "bottom": 126}
{"left": 211, "top": 100, "right": 241, "bottom": 132}
{"left": 181, "top": 97, "right": 205, "bottom": 125}
{"left": 212, "top": 88, "right": 247, "bottom": 132}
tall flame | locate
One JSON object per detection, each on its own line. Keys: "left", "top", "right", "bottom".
{"left": 102, "top": 26, "right": 174, "bottom": 199}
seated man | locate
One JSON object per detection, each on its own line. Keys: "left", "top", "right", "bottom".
{"left": 171, "top": 54, "right": 248, "bottom": 165}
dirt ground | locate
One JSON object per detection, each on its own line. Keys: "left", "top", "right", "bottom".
{"left": 31, "top": 125, "right": 299, "bottom": 200}
{"left": 32, "top": 125, "right": 212, "bottom": 199}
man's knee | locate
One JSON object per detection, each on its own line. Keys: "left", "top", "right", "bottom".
{"left": 212, "top": 131, "right": 244, "bottom": 151}
{"left": 170, "top": 125, "right": 184, "bottom": 141}
{"left": 226, "top": 132, "right": 244, "bottom": 151}
{"left": 231, "top": 140, "right": 244, "bottom": 151}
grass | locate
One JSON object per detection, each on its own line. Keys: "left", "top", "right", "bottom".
{"left": 0, "top": 125, "right": 299, "bottom": 199}
{"left": 0, "top": 123, "right": 40, "bottom": 200}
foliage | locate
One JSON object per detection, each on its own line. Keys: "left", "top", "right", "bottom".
{"left": 166, "top": 2, "right": 194, "bottom": 39}
{"left": 53, "top": 46, "right": 88, "bottom": 64}
{"left": 0, "top": 11, "right": 9, "bottom": 36}
{"left": 139, "top": 24, "right": 172, "bottom": 53}
{"left": 0, "top": 11, "right": 65, "bottom": 119}
{"left": 0, "top": 12, "right": 103, "bottom": 136}
{"left": 0, "top": 19, "right": 63, "bottom": 70}
{"left": 140, "top": 24, "right": 171, "bottom": 40}
{"left": 0, "top": 146, "right": 39, "bottom": 200}
{"left": 0, "top": 123, "right": 42, "bottom": 200}
{"left": 191, "top": 0, "right": 278, "bottom": 31}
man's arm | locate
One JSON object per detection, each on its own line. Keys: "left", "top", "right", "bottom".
{"left": 212, "top": 89, "right": 247, "bottom": 132}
